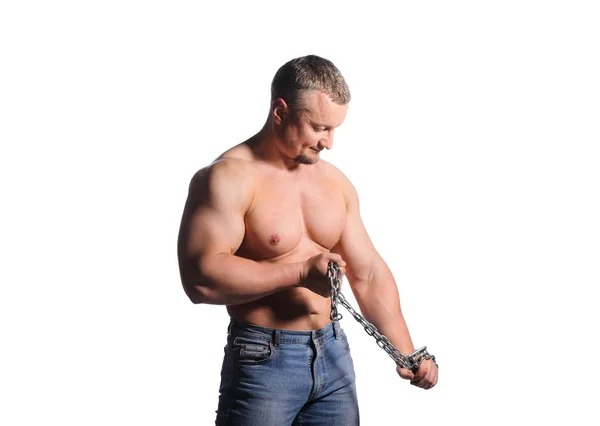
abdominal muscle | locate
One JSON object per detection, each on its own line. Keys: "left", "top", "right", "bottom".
{"left": 226, "top": 242, "right": 334, "bottom": 331}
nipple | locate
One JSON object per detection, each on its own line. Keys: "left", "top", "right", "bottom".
{"left": 269, "top": 234, "right": 281, "bottom": 245}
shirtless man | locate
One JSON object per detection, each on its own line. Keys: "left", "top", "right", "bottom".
{"left": 177, "top": 55, "right": 438, "bottom": 425}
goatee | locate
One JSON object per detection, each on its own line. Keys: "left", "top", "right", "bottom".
{"left": 294, "top": 154, "right": 317, "bottom": 165}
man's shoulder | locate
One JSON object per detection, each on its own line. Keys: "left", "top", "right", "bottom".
{"left": 218, "top": 142, "right": 256, "bottom": 163}
{"left": 318, "top": 160, "right": 356, "bottom": 193}
{"left": 193, "top": 142, "right": 256, "bottom": 179}
{"left": 191, "top": 157, "right": 253, "bottom": 189}
{"left": 186, "top": 155, "right": 256, "bottom": 207}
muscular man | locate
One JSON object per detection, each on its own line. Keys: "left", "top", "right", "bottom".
{"left": 177, "top": 55, "right": 438, "bottom": 425}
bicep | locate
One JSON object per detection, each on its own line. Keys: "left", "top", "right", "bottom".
{"left": 331, "top": 184, "right": 380, "bottom": 284}
{"left": 186, "top": 203, "right": 245, "bottom": 258}
{"left": 178, "top": 165, "right": 249, "bottom": 277}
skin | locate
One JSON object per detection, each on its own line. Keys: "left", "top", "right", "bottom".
{"left": 177, "top": 90, "right": 438, "bottom": 389}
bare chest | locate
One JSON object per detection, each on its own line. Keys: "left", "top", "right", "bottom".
{"left": 238, "top": 177, "right": 347, "bottom": 260}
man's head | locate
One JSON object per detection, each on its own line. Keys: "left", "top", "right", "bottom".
{"left": 269, "top": 55, "right": 350, "bottom": 165}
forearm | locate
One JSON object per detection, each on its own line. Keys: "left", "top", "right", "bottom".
{"left": 350, "top": 259, "right": 415, "bottom": 355}
{"left": 184, "top": 253, "right": 304, "bottom": 305}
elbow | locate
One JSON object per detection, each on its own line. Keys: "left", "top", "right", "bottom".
{"left": 184, "top": 285, "right": 213, "bottom": 304}
{"left": 179, "top": 256, "right": 227, "bottom": 305}
{"left": 179, "top": 259, "right": 215, "bottom": 304}
{"left": 181, "top": 276, "right": 213, "bottom": 304}
{"left": 186, "top": 290, "right": 204, "bottom": 304}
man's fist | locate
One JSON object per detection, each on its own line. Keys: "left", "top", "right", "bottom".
{"left": 300, "top": 252, "right": 346, "bottom": 297}
{"left": 396, "top": 358, "right": 438, "bottom": 390}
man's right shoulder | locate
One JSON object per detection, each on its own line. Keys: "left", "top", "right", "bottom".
{"left": 191, "top": 141, "right": 257, "bottom": 183}
{"left": 198, "top": 156, "right": 251, "bottom": 178}
{"left": 187, "top": 158, "right": 256, "bottom": 209}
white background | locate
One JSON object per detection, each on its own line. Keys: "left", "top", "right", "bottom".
{"left": 1, "top": 1, "right": 599, "bottom": 425}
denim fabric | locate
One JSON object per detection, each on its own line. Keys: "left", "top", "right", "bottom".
{"left": 215, "top": 319, "right": 359, "bottom": 425}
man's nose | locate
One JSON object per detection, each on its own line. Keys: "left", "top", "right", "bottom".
{"left": 318, "top": 139, "right": 332, "bottom": 150}
{"left": 318, "top": 131, "right": 334, "bottom": 150}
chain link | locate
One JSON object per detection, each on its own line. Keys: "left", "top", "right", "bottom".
{"left": 328, "top": 261, "right": 438, "bottom": 373}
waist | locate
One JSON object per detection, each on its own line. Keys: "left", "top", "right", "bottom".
{"left": 226, "top": 288, "right": 332, "bottom": 329}
{"left": 228, "top": 318, "right": 341, "bottom": 344}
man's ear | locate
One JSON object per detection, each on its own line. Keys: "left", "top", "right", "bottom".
{"left": 272, "top": 98, "right": 288, "bottom": 126}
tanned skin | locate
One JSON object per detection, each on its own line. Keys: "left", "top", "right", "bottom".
{"left": 177, "top": 90, "right": 438, "bottom": 389}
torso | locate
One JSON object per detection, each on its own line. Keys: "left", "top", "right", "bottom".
{"left": 219, "top": 144, "right": 348, "bottom": 330}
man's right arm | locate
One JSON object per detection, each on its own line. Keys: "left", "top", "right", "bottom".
{"left": 177, "top": 160, "right": 305, "bottom": 305}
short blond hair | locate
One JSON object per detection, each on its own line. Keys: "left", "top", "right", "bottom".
{"left": 271, "top": 55, "right": 351, "bottom": 114}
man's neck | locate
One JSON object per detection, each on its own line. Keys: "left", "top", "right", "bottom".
{"left": 246, "top": 124, "right": 304, "bottom": 172}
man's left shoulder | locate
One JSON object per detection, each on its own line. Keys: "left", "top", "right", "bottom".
{"left": 317, "top": 160, "right": 358, "bottom": 205}
{"left": 319, "top": 160, "right": 355, "bottom": 190}
{"left": 318, "top": 160, "right": 351, "bottom": 184}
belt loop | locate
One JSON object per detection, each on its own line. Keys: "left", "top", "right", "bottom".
{"left": 273, "top": 329, "right": 281, "bottom": 346}
{"left": 333, "top": 321, "right": 340, "bottom": 340}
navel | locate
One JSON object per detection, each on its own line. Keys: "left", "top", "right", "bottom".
{"left": 269, "top": 234, "right": 281, "bottom": 245}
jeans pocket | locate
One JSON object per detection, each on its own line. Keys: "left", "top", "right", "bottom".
{"left": 232, "top": 336, "right": 274, "bottom": 365}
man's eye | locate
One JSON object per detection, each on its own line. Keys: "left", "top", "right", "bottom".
{"left": 313, "top": 126, "right": 326, "bottom": 132}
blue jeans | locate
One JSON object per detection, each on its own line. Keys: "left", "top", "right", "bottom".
{"left": 215, "top": 319, "right": 359, "bottom": 425}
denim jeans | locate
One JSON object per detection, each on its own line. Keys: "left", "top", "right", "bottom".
{"left": 215, "top": 319, "right": 359, "bottom": 425}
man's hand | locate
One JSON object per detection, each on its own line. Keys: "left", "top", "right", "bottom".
{"left": 396, "top": 359, "right": 438, "bottom": 390}
{"left": 301, "top": 252, "right": 346, "bottom": 297}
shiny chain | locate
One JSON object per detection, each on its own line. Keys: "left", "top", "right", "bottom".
{"left": 328, "top": 261, "right": 438, "bottom": 373}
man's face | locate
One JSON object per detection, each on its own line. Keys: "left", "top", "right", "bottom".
{"left": 277, "top": 90, "right": 348, "bottom": 165}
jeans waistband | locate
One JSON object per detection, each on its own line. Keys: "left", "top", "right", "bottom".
{"left": 228, "top": 318, "right": 341, "bottom": 345}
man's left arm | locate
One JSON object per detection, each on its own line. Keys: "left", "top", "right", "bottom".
{"left": 331, "top": 177, "right": 438, "bottom": 390}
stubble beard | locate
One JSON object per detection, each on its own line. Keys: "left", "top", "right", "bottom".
{"left": 294, "top": 154, "right": 318, "bottom": 165}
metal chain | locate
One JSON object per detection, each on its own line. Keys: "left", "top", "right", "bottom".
{"left": 328, "top": 261, "right": 438, "bottom": 373}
